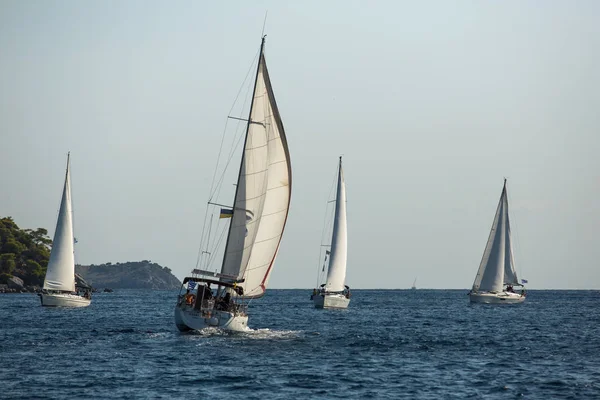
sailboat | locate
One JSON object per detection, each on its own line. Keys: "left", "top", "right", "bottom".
{"left": 411, "top": 278, "right": 417, "bottom": 290}
{"left": 174, "top": 36, "right": 292, "bottom": 332}
{"left": 469, "top": 179, "right": 526, "bottom": 304}
{"left": 40, "top": 153, "right": 91, "bottom": 307}
{"left": 311, "top": 157, "right": 350, "bottom": 309}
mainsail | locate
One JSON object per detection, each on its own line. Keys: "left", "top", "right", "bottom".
{"left": 472, "top": 179, "right": 519, "bottom": 292}
{"left": 325, "top": 157, "right": 348, "bottom": 292}
{"left": 220, "top": 38, "right": 292, "bottom": 298}
{"left": 43, "top": 154, "right": 76, "bottom": 292}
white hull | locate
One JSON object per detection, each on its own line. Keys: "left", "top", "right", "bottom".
{"left": 40, "top": 293, "right": 91, "bottom": 307}
{"left": 174, "top": 305, "right": 248, "bottom": 332}
{"left": 313, "top": 293, "right": 350, "bottom": 309}
{"left": 469, "top": 291, "right": 525, "bottom": 304}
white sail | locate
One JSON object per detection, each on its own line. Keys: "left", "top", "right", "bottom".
{"left": 325, "top": 158, "right": 347, "bottom": 292}
{"left": 503, "top": 203, "right": 519, "bottom": 285}
{"left": 43, "top": 154, "right": 76, "bottom": 292}
{"left": 472, "top": 180, "right": 517, "bottom": 292}
{"left": 220, "top": 45, "right": 292, "bottom": 298}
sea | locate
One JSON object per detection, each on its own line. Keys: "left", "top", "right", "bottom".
{"left": 1, "top": 289, "right": 599, "bottom": 399}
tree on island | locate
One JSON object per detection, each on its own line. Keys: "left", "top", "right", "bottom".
{"left": 0, "top": 217, "right": 52, "bottom": 286}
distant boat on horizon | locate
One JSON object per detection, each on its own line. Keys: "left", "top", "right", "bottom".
{"left": 174, "top": 35, "right": 292, "bottom": 332}
{"left": 40, "top": 153, "right": 91, "bottom": 307}
{"left": 469, "top": 179, "right": 526, "bottom": 304}
{"left": 312, "top": 157, "right": 351, "bottom": 309}
{"left": 411, "top": 278, "right": 417, "bottom": 290}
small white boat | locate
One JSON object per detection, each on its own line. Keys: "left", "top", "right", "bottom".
{"left": 174, "top": 36, "right": 292, "bottom": 332}
{"left": 40, "top": 153, "right": 91, "bottom": 308}
{"left": 469, "top": 179, "right": 526, "bottom": 304}
{"left": 311, "top": 157, "right": 350, "bottom": 309}
{"left": 41, "top": 292, "right": 91, "bottom": 307}
{"left": 411, "top": 278, "right": 417, "bottom": 290}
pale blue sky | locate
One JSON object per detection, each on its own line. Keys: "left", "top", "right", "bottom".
{"left": 1, "top": 1, "right": 598, "bottom": 289}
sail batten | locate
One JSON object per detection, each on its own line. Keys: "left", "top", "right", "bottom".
{"left": 43, "top": 155, "right": 76, "bottom": 292}
{"left": 219, "top": 40, "right": 291, "bottom": 298}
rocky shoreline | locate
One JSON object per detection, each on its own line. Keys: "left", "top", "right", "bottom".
{"left": 0, "top": 274, "right": 93, "bottom": 294}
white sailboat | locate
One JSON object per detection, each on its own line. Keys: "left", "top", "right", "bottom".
{"left": 469, "top": 179, "right": 526, "bottom": 304}
{"left": 174, "top": 36, "right": 292, "bottom": 332}
{"left": 411, "top": 278, "right": 417, "bottom": 290}
{"left": 40, "top": 153, "right": 91, "bottom": 307}
{"left": 311, "top": 157, "right": 350, "bottom": 309}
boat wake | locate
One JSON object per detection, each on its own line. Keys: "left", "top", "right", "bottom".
{"left": 188, "top": 327, "right": 229, "bottom": 337}
{"left": 186, "top": 326, "right": 302, "bottom": 340}
{"left": 238, "top": 328, "right": 302, "bottom": 340}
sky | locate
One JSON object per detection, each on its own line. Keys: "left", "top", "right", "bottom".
{"left": 1, "top": 1, "right": 598, "bottom": 289}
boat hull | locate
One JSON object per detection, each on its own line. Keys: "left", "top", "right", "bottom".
{"left": 470, "top": 291, "right": 525, "bottom": 304}
{"left": 40, "top": 293, "right": 91, "bottom": 307}
{"left": 174, "top": 305, "right": 248, "bottom": 332}
{"left": 313, "top": 293, "right": 350, "bottom": 309}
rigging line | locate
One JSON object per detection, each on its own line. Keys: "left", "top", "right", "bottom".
{"left": 209, "top": 67, "right": 257, "bottom": 205}
{"left": 314, "top": 161, "right": 340, "bottom": 288}
{"left": 212, "top": 51, "right": 258, "bottom": 202}
{"left": 195, "top": 199, "right": 214, "bottom": 268}
{"left": 196, "top": 51, "right": 260, "bottom": 268}
{"left": 203, "top": 213, "right": 215, "bottom": 269}
{"left": 207, "top": 221, "right": 229, "bottom": 269}
{"left": 211, "top": 217, "right": 230, "bottom": 265}
{"left": 208, "top": 49, "right": 260, "bottom": 202}
{"left": 66, "top": 152, "right": 78, "bottom": 267}
{"left": 211, "top": 123, "right": 248, "bottom": 207}
{"left": 506, "top": 183, "right": 523, "bottom": 281}
{"left": 261, "top": 11, "right": 268, "bottom": 37}
{"left": 197, "top": 130, "right": 246, "bottom": 269}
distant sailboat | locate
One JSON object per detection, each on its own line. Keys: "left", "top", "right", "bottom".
{"left": 469, "top": 179, "right": 526, "bottom": 304}
{"left": 411, "top": 278, "right": 417, "bottom": 290}
{"left": 312, "top": 157, "right": 350, "bottom": 309}
{"left": 174, "top": 36, "right": 292, "bottom": 332}
{"left": 40, "top": 153, "right": 91, "bottom": 307}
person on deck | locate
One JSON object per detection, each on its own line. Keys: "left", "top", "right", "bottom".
{"left": 216, "top": 292, "right": 232, "bottom": 311}
{"left": 185, "top": 290, "right": 195, "bottom": 305}
{"left": 203, "top": 283, "right": 213, "bottom": 300}
{"left": 223, "top": 292, "right": 231, "bottom": 308}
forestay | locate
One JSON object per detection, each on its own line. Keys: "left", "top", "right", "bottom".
{"left": 220, "top": 45, "right": 292, "bottom": 298}
{"left": 472, "top": 180, "right": 519, "bottom": 292}
{"left": 43, "top": 155, "right": 76, "bottom": 292}
{"left": 325, "top": 158, "right": 347, "bottom": 292}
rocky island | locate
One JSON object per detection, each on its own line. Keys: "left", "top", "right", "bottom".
{"left": 76, "top": 261, "right": 181, "bottom": 290}
{"left": 0, "top": 216, "right": 181, "bottom": 292}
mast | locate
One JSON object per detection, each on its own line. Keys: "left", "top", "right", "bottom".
{"left": 502, "top": 178, "right": 520, "bottom": 285}
{"left": 325, "top": 156, "right": 347, "bottom": 292}
{"left": 219, "top": 36, "right": 266, "bottom": 278}
{"left": 66, "top": 152, "right": 70, "bottom": 179}
{"left": 472, "top": 179, "right": 508, "bottom": 292}
{"left": 44, "top": 152, "right": 76, "bottom": 292}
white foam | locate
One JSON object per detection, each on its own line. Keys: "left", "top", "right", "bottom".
{"left": 238, "top": 328, "right": 302, "bottom": 340}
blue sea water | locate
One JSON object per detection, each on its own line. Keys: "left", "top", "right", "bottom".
{"left": 1, "top": 289, "right": 599, "bottom": 399}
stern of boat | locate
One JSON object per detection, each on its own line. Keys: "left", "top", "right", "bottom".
{"left": 174, "top": 299, "right": 249, "bottom": 332}
{"left": 313, "top": 292, "right": 350, "bottom": 309}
